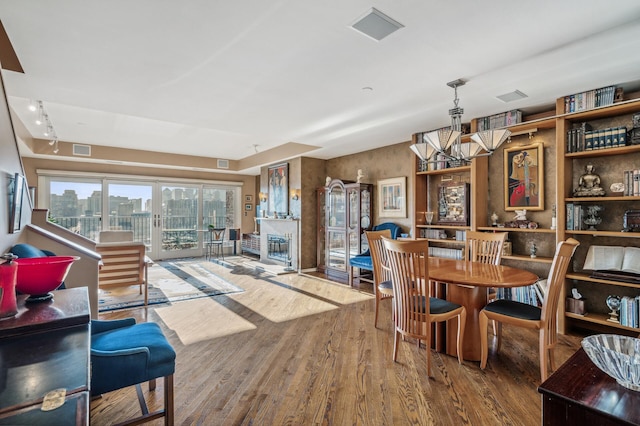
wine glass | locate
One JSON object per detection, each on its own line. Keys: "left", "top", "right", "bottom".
{"left": 425, "top": 211, "right": 434, "bottom": 225}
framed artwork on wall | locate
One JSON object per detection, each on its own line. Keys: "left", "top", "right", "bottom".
{"left": 9, "top": 173, "right": 25, "bottom": 233}
{"left": 268, "top": 163, "right": 289, "bottom": 215}
{"left": 245, "top": 203, "right": 252, "bottom": 210}
{"left": 378, "top": 176, "right": 406, "bottom": 218}
{"left": 504, "top": 143, "right": 544, "bottom": 211}
{"left": 245, "top": 195, "right": 253, "bottom": 202}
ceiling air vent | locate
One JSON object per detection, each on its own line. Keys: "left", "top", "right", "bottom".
{"left": 497, "top": 90, "right": 528, "bottom": 103}
{"left": 73, "top": 144, "right": 91, "bottom": 156}
{"left": 351, "top": 8, "right": 404, "bottom": 41}
{"left": 217, "top": 159, "right": 229, "bottom": 169}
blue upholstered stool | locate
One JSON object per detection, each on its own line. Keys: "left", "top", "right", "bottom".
{"left": 91, "top": 318, "right": 176, "bottom": 425}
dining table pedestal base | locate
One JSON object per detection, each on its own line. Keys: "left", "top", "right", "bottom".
{"left": 445, "top": 284, "right": 488, "bottom": 361}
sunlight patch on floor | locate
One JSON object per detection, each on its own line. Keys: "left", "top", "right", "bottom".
{"left": 155, "top": 297, "right": 256, "bottom": 345}
{"left": 228, "top": 282, "right": 338, "bottom": 323}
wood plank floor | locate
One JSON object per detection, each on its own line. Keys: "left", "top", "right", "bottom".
{"left": 90, "top": 260, "right": 584, "bottom": 425}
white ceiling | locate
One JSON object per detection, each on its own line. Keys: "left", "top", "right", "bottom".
{"left": 2, "top": 1, "right": 640, "bottom": 175}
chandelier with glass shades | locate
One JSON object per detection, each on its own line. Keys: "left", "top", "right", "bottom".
{"left": 410, "top": 79, "right": 511, "bottom": 166}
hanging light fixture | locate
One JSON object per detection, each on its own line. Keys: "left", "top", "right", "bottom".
{"left": 409, "top": 79, "right": 511, "bottom": 166}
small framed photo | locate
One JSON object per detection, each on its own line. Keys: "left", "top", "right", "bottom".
{"left": 245, "top": 195, "right": 253, "bottom": 202}
{"left": 245, "top": 203, "right": 252, "bottom": 211}
{"left": 633, "top": 112, "right": 640, "bottom": 129}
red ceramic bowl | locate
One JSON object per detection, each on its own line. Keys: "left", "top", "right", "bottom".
{"left": 14, "top": 256, "right": 80, "bottom": 296}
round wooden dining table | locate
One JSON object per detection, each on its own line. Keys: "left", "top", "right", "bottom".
{"left": 428, "top": 257, "right": 539, "bottom": 361}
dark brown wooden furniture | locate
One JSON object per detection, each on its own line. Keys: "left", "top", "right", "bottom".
{"left": 0, "top": 287, "right": 90, "bottom": 424}
{"left": 428, "top": 257, "right": 539, "bottom": 361}
{"left": 538, "top": 347, "right": 640, "bottom": 426}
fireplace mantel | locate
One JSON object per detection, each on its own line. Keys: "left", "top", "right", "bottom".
{"left": 258, "top": 218, "right": 299, "bottom": 270}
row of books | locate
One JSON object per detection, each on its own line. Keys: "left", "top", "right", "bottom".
{"left": 476, "top": 109, "right": 522, "bottom": 131}
{"left": 619, "top": 295, "right": 640, "bottom": 328}
{"left": 416, "top": 152, "right": 456, "bottom": 172}
{"left": 428, "top": 247, "right": 463, "bottom": 260}
{"left": 566, "top": 203, "right": 585, "bottom": 230}
{"left": 495, "top": 281, "right": 543, "bottom": 307}
{"left": 420, "top": 229, "right": 467, "bottom": 241}
{"left": 566, "top": 125, "right": 628, "bottom": 152}
{"left": 623, "top": 170, "right": 640, "bottom": 196}
{"left": 562, "top": 86, "right": 617, "bottom": 113}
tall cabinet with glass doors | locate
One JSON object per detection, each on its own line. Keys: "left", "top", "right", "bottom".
{"left": 316, "top": 179, "right": 372, "bottom": 282}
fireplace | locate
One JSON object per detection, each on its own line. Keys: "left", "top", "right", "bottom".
{"left": 267, "top": 234, "right": 289, "bottom": 263}
{"left": 259, "top": 218, "right": 299, "bottom": 270}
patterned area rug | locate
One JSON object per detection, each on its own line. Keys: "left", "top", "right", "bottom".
{"left": 98, "top": 258, "right": 243, "bottom": 312}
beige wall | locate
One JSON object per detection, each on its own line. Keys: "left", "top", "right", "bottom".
{"left": 21, "top": 157, "right": 258, "bottom": 234}
{"left": 326, "top": 140, "right": 414, "bottom": 235}
{"left": 0, "top": 70, "right": 31, "bottom": 253}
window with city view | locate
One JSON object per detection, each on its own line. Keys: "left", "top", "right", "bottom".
{"left": 42, "top": 175, "right": 240, "bottom": 259}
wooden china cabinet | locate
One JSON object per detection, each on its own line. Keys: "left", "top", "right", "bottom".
{"left": 317, "top": 179, "right": 373, "bottom": 281}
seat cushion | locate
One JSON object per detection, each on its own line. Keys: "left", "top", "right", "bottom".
{"left": 483, "top": 299, "right": 541, "bottom": 320}
{"left": 10, "top": 243, "right": 51, "bottom": 258}
{"left": 411, "top": 296, "right": 462, "bottom": 315}
{"left": 92, "top": 322, "right": 176, "bottom": 392}
{"left": 350, "top": 255, "right": 373, "bottom": 270}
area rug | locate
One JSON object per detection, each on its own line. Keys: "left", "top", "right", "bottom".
{"left": 98, "top": 258, "right": 243, "bottom": 312}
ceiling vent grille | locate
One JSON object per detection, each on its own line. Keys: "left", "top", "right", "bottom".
{"left": 73, "top": 144, "right": 91, "bottom": 156}
{"left": 497, "top": 90, "right": 528, "bottom": 103}
{"left": 217, "top": 159, "right": 229, "bottom": 169}
{"left": 351, "top": 8, "right": 404, "bottom": 41}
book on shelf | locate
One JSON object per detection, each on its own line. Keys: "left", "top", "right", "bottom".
{"left": 566, "top": 125, "right": 627, "bottom": 153}
{"left": 583, "top": 245, "right": 640, "bottom": 275}
{"left": 563, "top": 85, "right": 616, "bottom": 113}
{"left": 428, "top": 246, "right": 462, "bottom": 260}
{"left": 619, "top": 295, "right": 640, "bottom": 329}
{"left": 476, "top": 109, "right": 522, "bottom": 131}
{"left": 565, "top": 204, "right": 583, "bottom": 231}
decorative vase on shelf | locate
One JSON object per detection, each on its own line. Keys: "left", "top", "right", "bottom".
{"left": 584, "top": 205, "right": 604, "bottom": 230}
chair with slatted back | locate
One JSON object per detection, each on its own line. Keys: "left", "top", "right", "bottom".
{"left": 383, "top": 238, "right": 466, "bottom": 377}
{"left": 465, "top": 231, "right": 508, "bottom": 334}
{"left": 365, "top": 229, "right": 393, "bottom": 328}
{"left": 479, "top": 238, "right": 579, "bottom": 381}
{"left": 96, "top": 242, "right": 149, "bottom": 305}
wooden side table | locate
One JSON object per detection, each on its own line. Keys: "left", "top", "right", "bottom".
{"left": 538, "top": 347, "right": 640, "bottom": 425}
{"left": 0, "top": 287, "right": 90, "bottom": 424}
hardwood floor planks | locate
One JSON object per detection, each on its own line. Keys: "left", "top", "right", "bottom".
{"left": 91, "top": 260, "right": 584, "bottom": 425}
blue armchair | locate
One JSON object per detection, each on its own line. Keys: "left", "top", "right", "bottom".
{"left": 349, "top": 222, "right": 401, "bottom": 286}
{"left": 91, "top": 318, "right": 176, "bottom": 425}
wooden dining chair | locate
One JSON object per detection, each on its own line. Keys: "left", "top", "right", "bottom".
{"left": 479, "top": 238, "right": 579, "bottom": 382}
{"left": 382, "top": 238, "right": 466, "bottom": 377}
{"left": 465, "top": 231, "right": 508, "bottom": 334}
{"left": 365, "top": 229, "right": 393, "bottom": 328}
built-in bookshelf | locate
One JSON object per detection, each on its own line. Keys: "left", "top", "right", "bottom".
{"left": 411, "top": 84, "right": 640, "bottom": 335}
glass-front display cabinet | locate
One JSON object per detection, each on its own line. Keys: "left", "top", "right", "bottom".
{"left": 317, "top": 179, "right": 373, "bottom": 281}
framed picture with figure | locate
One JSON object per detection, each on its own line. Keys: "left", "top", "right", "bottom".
{"left": 268, "top": 163, "right": 288, "bottom": 216}
{"left": 504, "top": 143, "right": 544, "bottom": 211}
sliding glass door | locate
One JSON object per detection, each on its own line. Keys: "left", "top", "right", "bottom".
{"left": 40, "top": 173, "right": 241, "bottom": 260}
{"left": 158, "top": 184, "right": 201, "bottom": 258}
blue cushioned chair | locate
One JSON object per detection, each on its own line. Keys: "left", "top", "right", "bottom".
{"left": 91, "top": 318, "right": 176, "bottom": 425}
{"left": 349, "top": 222, "right": 401, "bottom": 286}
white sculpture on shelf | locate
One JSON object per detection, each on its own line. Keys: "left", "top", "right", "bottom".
{"left": 325, "top": 176, "right": 331, "bottom": 186}
{"left": 356, "top": 169, "right": 366, "bottom": 183}
{"left": 514, "top": 209, "right": 527, "bottom": 221}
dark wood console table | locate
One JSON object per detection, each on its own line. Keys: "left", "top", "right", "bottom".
{"left": 0, "top": 287, "right": 90, "bottom": 425}
{"left": 538, "top": 347, "right": 640, "bottom": 425}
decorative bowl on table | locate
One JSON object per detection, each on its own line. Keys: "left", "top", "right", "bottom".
{"left": 14, "top": 256, "right": 80, "bottom": 302}
{"left": 581, "top": 334, "right": 640, "bottom": 391}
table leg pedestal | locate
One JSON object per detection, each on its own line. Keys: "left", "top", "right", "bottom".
{"left": 446, "top": 284, "right": 488, "bottom": 362}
